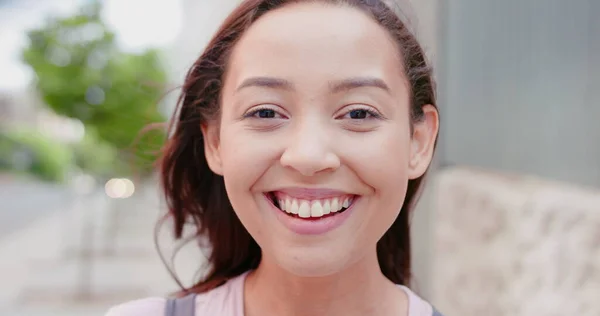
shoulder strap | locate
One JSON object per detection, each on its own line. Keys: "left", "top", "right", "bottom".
{"left": 164, "top": 294, "right": 196, "bottom": 316}
{"left": 432, "top": 307, "right": 444, "bottom": 316}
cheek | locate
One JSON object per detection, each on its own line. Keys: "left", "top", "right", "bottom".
{"left": 220, "top": 128, "right": 261, "bottom": 179}
{"left": 343, "top": 128, "right": 412, "bottom": 191}
{"left": 345, "top": 130, "right": 412, "bottom": 239}
{"left": 218, "top": 126, "right": 280, "bottom": 202}
{"left": 218, "top": 128, "right": 272, "bottom": 239}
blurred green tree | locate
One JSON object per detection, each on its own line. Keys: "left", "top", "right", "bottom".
{"left": 0, "top": 127, "right": 73, "bottom": 183}
{"left": 21, "top": 2, "right": 167, "bottom": 179}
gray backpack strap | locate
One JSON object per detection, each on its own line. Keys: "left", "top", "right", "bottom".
{"left": 164, "top": 294, "right": 196, "bottom": 316}
{"left": 432, "top": 307, "right": 444, "bottom": 316}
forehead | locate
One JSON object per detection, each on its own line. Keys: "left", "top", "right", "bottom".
{"left": 226, "top": 2, "right": 406, "bottom": 91}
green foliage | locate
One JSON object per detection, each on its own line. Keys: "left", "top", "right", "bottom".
{"left": 71, "top": 127, "right": 120, "bottom": 180}
{"left": 0, "top": 128, "right": 73, "bottom": 183}
{"left": 21, "top": 2, "right": 167, "bottom": 178}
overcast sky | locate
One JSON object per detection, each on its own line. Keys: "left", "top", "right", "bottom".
{"left": 0, "top": 0, "right": 183, "bottom": 92}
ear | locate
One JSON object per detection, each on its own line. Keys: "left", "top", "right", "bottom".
{"left": 201, "top": 122, "right": 223, "bottom": 175}
{"left": 408, "top": 105, "right": 439, "bottom": 180}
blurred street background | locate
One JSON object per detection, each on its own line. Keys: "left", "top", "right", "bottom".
{"left": 0, "top": 0, "right": 598, "bottom": 315}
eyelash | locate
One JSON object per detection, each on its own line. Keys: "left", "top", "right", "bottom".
{"left": 243, "top": 106, "right": 285, "bottom": 119}
{"left": 242, "top": 105, "right": 382, "bottom": 120}
{"left": 339, "top": 106, "right": 382, "bottom": 120}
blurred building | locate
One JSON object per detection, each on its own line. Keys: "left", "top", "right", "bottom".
{"left": 432, "top": 1, "right": 600, "bottom": 314}
{"left": 0, "top": 88, "right": 41, "bottom": 127}
{"left": 439, "top": 0, "right": 600, "bottom": 187}
{"left": 162, "top": 0, "right": 240, "bottom": 116}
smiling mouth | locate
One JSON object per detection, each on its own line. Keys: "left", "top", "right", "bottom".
{"left": 266, "top": 191, "right": 356, "bottom": 219}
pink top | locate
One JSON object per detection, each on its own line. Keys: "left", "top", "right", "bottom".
{"left": 106, "top": 272, "right": 434, "bottom": 316}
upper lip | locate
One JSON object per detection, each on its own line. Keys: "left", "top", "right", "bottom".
{"left": 268, "top": 187, "right": 355, "bottom": 200}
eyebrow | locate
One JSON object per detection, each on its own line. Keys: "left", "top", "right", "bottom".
{"left": 235, "top": 76, "right": 390, "bottom": 94}
{"left": 329, "top": 77, "right": 390, "bottom": 93}
{"left": 236, "top": 77, "right": 293, "bottom": 92}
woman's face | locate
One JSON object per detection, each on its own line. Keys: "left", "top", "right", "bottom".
{"left": 203, "top": 2, "right": 437, "bottom": 276}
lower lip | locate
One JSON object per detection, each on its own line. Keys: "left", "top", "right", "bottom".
{"left": 265, "top": 194, "right": 357, "bottom": 235}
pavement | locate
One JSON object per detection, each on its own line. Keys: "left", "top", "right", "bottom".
{"left": 0, "top": 178, "right": 69, "bottom": 238}
{"left": 0, "top": 179, "right": 205, "bottom": 316}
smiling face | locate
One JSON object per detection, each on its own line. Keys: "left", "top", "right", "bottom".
{"left": 202, "top": 2, "right": 437, "bottom": 277}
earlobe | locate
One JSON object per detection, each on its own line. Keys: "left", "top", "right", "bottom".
{"left": 201, "top": 123, "right": 223, "bottom": 175}
{"left": 408, "top": 105, "right": 439, "bottom": 180}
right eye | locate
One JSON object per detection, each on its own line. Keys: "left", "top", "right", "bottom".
{"left": 244, "top": 106, "right": 286, "bottom": 119}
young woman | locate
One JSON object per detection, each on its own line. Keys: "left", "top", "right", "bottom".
{"left": 107, "top": 0, "right": 441, "bottom": 315}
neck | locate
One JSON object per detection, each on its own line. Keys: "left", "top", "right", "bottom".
{"left": 243, "top": 249, "right": 408, "bottom": 316}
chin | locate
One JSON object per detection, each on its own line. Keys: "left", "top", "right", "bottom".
{"left": 272, "top": 246, "right": 353, "bottom": 277}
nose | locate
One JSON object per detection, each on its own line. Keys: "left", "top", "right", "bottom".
{"left": 280, "top": 123, "right": 340, "bottom": 177}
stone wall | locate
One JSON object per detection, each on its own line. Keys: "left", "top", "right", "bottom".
{"left": 432, "top": 167, "right": 600, "bottom": 316}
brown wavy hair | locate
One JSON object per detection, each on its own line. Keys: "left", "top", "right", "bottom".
{"left": 158, "top": 0, "right": 438, "bottom": 295}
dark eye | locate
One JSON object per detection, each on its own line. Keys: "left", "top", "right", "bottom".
{"left": 256, "top": 109, "right": 276, "bottom": 118}
{"left": 348, "top": 109, "right": 369, "bottom": 119}
{"left": 244, "top": 107, "right": 285, "bottom": 119}
{"left": 338, "top": 106, "right": 382, "bottom": 121}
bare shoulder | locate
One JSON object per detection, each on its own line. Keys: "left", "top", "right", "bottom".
{"left": 104, "top": 297, "right": 167, "bottom": 316}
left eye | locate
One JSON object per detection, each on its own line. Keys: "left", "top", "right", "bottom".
{"left": 244, "top": 107, "right": 285, "bottom": 119}
{"left": 341, "top": 108, "right": 380, "bottom": 120}
{"left": 348, "top": 109, "right": 370, "bottom": 119}
{"left": 255, "top": 109, "right": 276, "bottom": 118}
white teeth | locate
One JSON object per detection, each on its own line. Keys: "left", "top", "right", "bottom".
{"left": 330, "top": 198, "right": 340, "bottom": 213}
{"left": 310, "top": 202, "right": 324, "bottom": 217}
{"left": 290, "top": 200, "right": 299, "bottom": 214}
{"left": 274, "top": 194, "right": 354, "bottom": 219}
{"left": 298, "top": 201, "right": 311, "bottom": 218}
{"left": 322, "top": 200, "right": 331, "bottom": 215}
{"left": 342, "top": 198, "right": 350, "bottom": 208}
